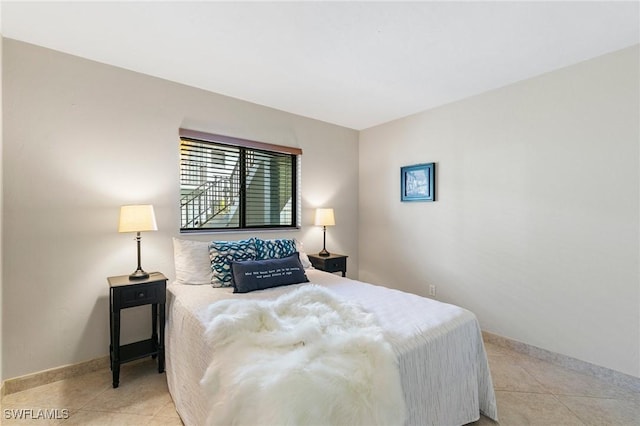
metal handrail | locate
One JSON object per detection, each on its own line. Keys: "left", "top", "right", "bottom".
{"left": 180, "top": 153, "right": 258, "bottom": 228}
{"left": 180, "top": 176, "right": 235, "bottom": 228}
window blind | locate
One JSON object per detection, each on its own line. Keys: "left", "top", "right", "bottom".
{"left": 179, "top": 131, "right": 299, "bottom": 231}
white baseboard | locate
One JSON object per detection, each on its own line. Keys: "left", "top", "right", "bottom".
{"left": 2, "top": 356, "right": 110, "bottom": 397}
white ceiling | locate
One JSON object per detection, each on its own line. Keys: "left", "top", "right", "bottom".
{"left": 2, "top": 1, "right": 638, "bottom": 130}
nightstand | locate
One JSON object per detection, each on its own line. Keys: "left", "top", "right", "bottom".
{"left": 308, "top": 253, "right": 348, "bottom": 277}
{"left": 108, "top": 272, "right": 167, "bottom": 388}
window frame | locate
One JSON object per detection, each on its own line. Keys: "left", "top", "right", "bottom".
{"left": 179, "top": 128, "right": 301, "bottom": 233}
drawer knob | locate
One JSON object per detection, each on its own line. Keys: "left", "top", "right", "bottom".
{"left": 138, "top": 292, "right": 145, "bottom": 298}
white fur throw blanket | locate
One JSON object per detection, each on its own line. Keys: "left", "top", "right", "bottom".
{"left": 200, "top": 285, "right": 406, "bottom": 426}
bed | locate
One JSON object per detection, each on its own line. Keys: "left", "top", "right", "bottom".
{"left": 165, "top": 263, "right": 498, "bottom": 425}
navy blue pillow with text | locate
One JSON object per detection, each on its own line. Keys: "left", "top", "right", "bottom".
{"left": 231, "top": 252, "right": 309, "bottom": 294}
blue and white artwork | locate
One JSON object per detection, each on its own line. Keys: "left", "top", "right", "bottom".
{"left": 401, "top": 163, "right": 435, "bottom": 202}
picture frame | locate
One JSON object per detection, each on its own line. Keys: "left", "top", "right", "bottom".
{"left": 400, "top": 163, "right": 435, "bottom": 202}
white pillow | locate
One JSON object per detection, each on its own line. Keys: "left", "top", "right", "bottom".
{"left": 173, "top": 238, "right": 212, "bottom": 284}
{"left": 295, "top": 239, "right": 313, "bottom": 269}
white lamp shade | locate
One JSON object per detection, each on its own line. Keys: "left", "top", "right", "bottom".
{"left": 314, "top": 208, "right": 335, "bottom": 226}
{"left": 118, "top": 205, "right": 158, "bottom": 233}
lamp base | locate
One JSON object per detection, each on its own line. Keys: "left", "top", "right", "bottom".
{"left": 129, "top": 269, "right": 149, "bottom": 280}
{"left": 318, "top": 248, "right": 331, "bottom": 257}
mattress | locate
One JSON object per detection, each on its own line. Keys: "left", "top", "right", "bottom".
{"left": 166, "top": 269, "right": 498, "bottom": 426}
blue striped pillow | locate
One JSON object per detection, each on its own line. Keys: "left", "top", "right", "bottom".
{"left": 209, "top": 238, "right": 257, "bottom": 287}
{"left": 255, "top": 238, "right": 297, "bottom": 260}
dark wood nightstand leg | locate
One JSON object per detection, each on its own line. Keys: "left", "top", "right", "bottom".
{"left": 342, "top": 271, "right": 346, "bottom": 277}
{"left": 109, "top": 293, "right": 113, "bottom": 371}
{"left": 151, "top": 304, "right": 158, "bottom": 360}
{"left": 158, "top": 303, "right": 165, "bottom": 373}
{"left": 112, "top": 309, "right": 121, "bottom": 388}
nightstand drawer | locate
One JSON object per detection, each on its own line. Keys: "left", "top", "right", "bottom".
{"left": 119, "top": 283, "right": 164, "bottom": 308}
{"left": 308, "top": 254, "right": 348, "bottom": 277}
{"left": 324, "top": 257, "right": 346, "bottom": 272}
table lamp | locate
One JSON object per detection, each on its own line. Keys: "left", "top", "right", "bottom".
{"left": 118, "top": 204, "right": 157, "bottom": 279}
{"left": 314, "top": 208, "right": 335, "bottom": 257}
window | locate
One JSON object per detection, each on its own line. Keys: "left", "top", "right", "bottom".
{"left": 179, "top": 129, "right": 301, "bottom": 232}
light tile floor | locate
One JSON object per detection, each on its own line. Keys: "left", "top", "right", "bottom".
{"left": 471, "top": 342, "right": 640, "bottom": 426}
{"left": 2, "top": 341, "right": 638, "bottom": 425}
{"left": 2, "top": 360, "right": 181, "bottom": 425}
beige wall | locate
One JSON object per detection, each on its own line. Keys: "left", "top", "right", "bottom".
{"left": 359, "top": 46, "right": 640, "bottom": 377}
{"left": 2, "top": 39, "right": 359, "bottom": 379}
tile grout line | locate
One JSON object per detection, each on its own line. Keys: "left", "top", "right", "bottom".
{"left": 489, "top": 347, "right": 558, "bottom": 396}
{"left": 493, "top": 388, "right": 555, "bottom": 395}
{"left": 549, "top": 393, "right": 589, "bottom": 426}
{"left": 76, "top": 379, "right": 112, "bottom": 412}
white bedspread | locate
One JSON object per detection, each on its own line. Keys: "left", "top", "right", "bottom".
{"left": 166, "top": 269, "right": 498, "bottom": 426}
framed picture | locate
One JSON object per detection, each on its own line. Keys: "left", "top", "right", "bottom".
{"left": 401, "top": 163, "right": 435, "bottom": 202}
